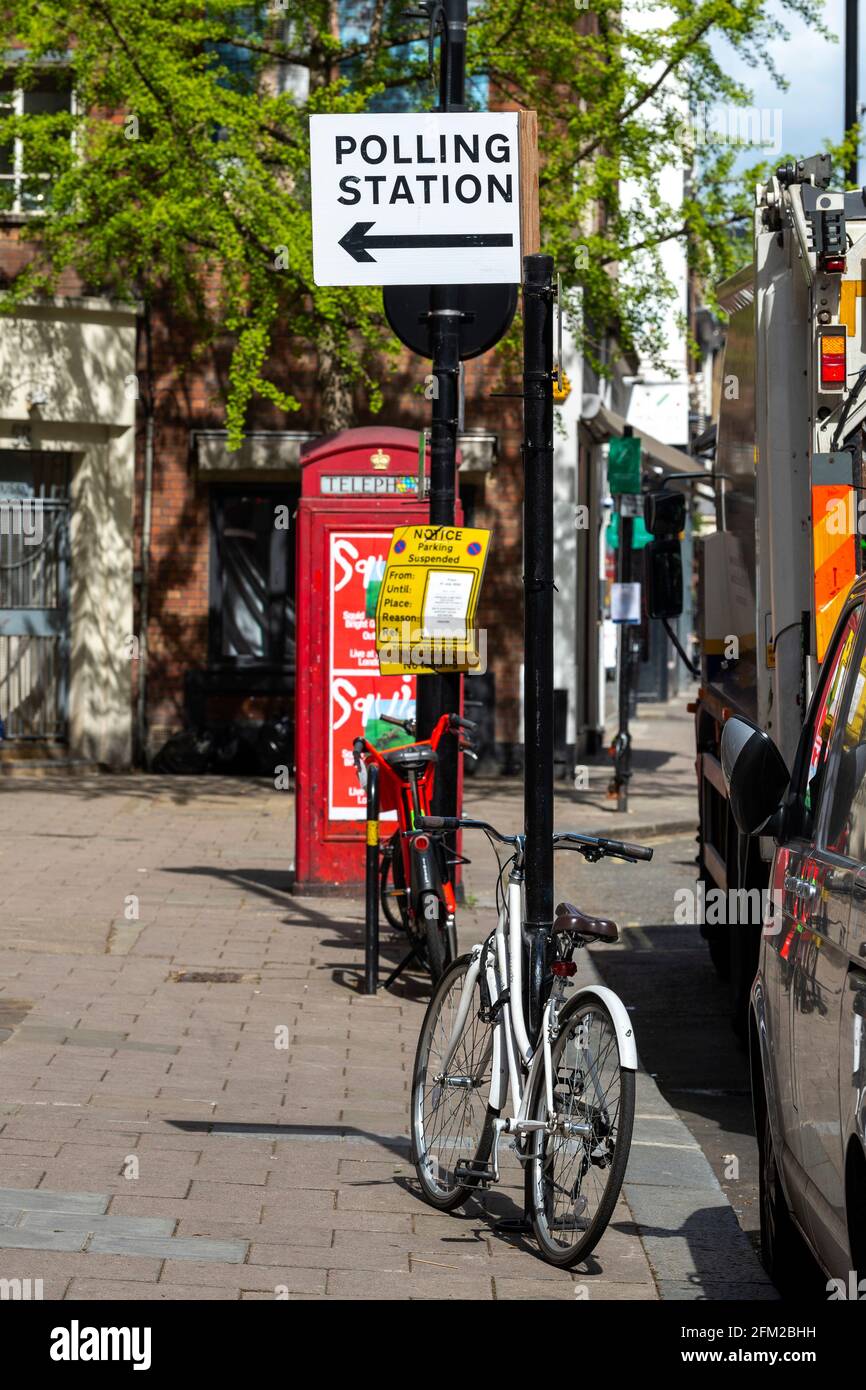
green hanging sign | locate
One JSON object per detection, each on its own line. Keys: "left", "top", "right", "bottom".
{"left": 608, "top": 435, "right": 641, "bottom": 494}
{"left": 606, "top": 513, "right": 651, "bottom": 551}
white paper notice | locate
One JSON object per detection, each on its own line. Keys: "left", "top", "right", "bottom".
{"left": 611, "top": 582, "right": 641, "bottom": 625}
{"left": 422, "top": 571, "right": 473, "bottom": 638}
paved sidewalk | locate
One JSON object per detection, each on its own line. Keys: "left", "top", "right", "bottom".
{"left": 0, "top": 699, "right": 771, "bottom": 1300}
{"left": 460, "top": 691, "right": 701, "bottom": 845}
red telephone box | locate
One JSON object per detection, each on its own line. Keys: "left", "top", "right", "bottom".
{"left": 294, "top": 427, "right": 462, "bottom": 894}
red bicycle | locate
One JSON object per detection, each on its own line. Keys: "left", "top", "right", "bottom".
{"left": 353, "top": 712, "right": 477, "bottom": 982}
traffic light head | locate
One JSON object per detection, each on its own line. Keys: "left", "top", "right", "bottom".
{"left": 643, "top": 487, "right": 685, "bottom": 539}
{"left": 645, "top": 539, "right": 684, "bottom": 619}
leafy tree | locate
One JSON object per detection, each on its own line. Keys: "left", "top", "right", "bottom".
{"left": 0, "top": 0, "right": 848, "bottom": 441}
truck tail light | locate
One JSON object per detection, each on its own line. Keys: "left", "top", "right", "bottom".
{"left": 819, "top": 254, "right": 847, "bottom": 273}
{"left": 819, "top": 331, "right": 846, "bottom": 388}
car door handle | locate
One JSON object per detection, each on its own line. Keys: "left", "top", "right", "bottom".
{"left": 785, "top": 874, "right": 818, "bottom": 901}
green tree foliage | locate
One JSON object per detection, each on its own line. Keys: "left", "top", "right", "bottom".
{"left": 0, "top": 0, "right": 848, "bottom": 439}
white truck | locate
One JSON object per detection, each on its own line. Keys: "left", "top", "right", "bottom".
{"left": 693, "top": 153, "right": 866, "bottom": 1025}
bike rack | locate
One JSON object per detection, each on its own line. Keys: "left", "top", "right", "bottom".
{"left": 363, "top": 762, "right": 381, "bottom": 995}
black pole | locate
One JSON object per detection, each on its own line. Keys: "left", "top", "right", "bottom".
{"left": 522, "top": 253, "right": 555, "bottom": 1040}
{"left": 612, "top": 427, "right": 635, "bottom": 813}
{"left": 439, "top": 0, "right": 467, "bottom": 111}
{"left": 416, "top": 0, "right": 467, "bottom": 833}
{"left": 845, "top": 0, "right": 859, "bottom": 186}
{"left": 363, "top": 762, "right": 380, "bottom": 995}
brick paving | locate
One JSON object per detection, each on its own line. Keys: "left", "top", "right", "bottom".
{"left": 0, "top": 713, "right": 769, "bottom": 1300}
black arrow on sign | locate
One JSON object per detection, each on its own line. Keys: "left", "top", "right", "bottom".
{"left": 338, "top": 221, "right": 514, "bottom": 264}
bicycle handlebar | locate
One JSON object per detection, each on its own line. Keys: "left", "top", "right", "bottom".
{"left": 378, "top": 712, "right": 476, "bottom": 736}
{"left": 415, "top": 814, "right": 521, "bottom": 845}
{"left": 554, "top": 832, "right": 653, "bottom": 863}
{"left": 449, "top": 715, "right": 477, "bottom": 732}
{"left": 414, "top": 817, "right": 653, "bottom": 862}
{"left": 380, "top": 714, "right": 416, "bottom": 733}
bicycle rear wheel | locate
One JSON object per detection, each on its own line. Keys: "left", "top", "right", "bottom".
{"left": 411, "top": 951, "right": 495, "bottom": 1211}
{"left": 380, "top": 834, "right": 409, "bottom": 933}
{"left": 524, "top": 992, "right": 635, "bottom": 1267}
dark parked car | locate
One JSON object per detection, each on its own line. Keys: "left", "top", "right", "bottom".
{"left": 723, "top": 577, "right": 866, "bottom": 1291}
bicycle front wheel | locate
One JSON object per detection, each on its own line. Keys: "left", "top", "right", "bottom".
{"left": 525, "top": 992, "right": 635, "bottom": 1267}
{"left": 411, "top": 951, "right": 495, "bottom": 1211}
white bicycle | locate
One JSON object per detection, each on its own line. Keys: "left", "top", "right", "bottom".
{"left": 409, "top": 814, "right": 653, "bottom": 1267}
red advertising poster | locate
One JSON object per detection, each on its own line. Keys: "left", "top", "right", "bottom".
{"left": 328, "top": 531, "right": 416, "bottom": 820}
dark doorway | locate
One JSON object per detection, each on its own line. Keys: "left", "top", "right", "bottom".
{"left": 182, "top": 484, "right": 298, "bottom": 757}
{"left": 209, "top": 486, "right": 297, "bottom": 667}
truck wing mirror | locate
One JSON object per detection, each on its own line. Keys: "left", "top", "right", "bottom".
{"left": 720, "top": 715, "right": 790, "bottom": 837}
{"left": 645, "top": 538, "right": 683, "bottom": 619}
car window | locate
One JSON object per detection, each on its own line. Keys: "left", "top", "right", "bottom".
{"left": 820, "top": 623, "right": 866, "bottom": 857}
{"left": 800, "top": 606, "right": 861, "bottom": 839}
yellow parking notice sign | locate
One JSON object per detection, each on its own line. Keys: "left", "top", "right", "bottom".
{"left": 375, "top": 524, "right": 491, "bottom": 674}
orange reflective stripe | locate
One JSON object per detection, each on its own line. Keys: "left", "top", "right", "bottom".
{"left": 813, "top": 483, "right": 857, "bottom": 662}
{"left": 840, "top": 280, "right": 865, "bottom": 337}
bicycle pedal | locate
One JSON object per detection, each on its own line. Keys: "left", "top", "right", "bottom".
{"left": 455, "top": 1161, "right": 496, "bottom": 1188}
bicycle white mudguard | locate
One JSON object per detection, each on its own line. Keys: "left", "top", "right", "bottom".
{"left": 571, "top": 985, "right": 638, "bottom": 1072}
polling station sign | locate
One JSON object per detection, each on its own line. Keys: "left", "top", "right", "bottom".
{"left": 375, "top": 524, "right": 491, "bottom": 675}
{"left": 310, "top": 112, "right": 521, "bottom": 287}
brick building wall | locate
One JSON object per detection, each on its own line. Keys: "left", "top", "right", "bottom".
{"left": 135, "top": 309, "right": 216, "bottom": 748}
{"left": 1, "top": 225, "right": 529, "bottom": 765}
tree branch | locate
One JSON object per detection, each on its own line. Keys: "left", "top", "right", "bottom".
{"left": 571, "top": 12, "right": 717, "bottom": 167}
{"left": 361, "top": 0, "right": 389, "bottom": 78}
{"left": 89, "top": 0, "right": 186, "bottom": 141}
{"left": 600, "top": 211, "right": 748, "bottom": 264}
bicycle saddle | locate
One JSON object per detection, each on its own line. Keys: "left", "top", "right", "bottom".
{"left": 382, "top": 744, "right": 439, "bottom": 773}
{"left": 553, "top": 901, "right": 619, "bottom": 944}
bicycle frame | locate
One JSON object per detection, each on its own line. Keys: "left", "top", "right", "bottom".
{"left": 358, "top": 713, "right": 451, "bottom": 822}
{"left": 355, "top": 713, "right": 459, "bottom": 931}
{"left": 438, "top": 855, "right": 638, "bottom": 1179}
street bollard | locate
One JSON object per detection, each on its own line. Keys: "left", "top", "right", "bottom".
{"left": 364, "top": 761, "right": 380, "bottom": 995}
